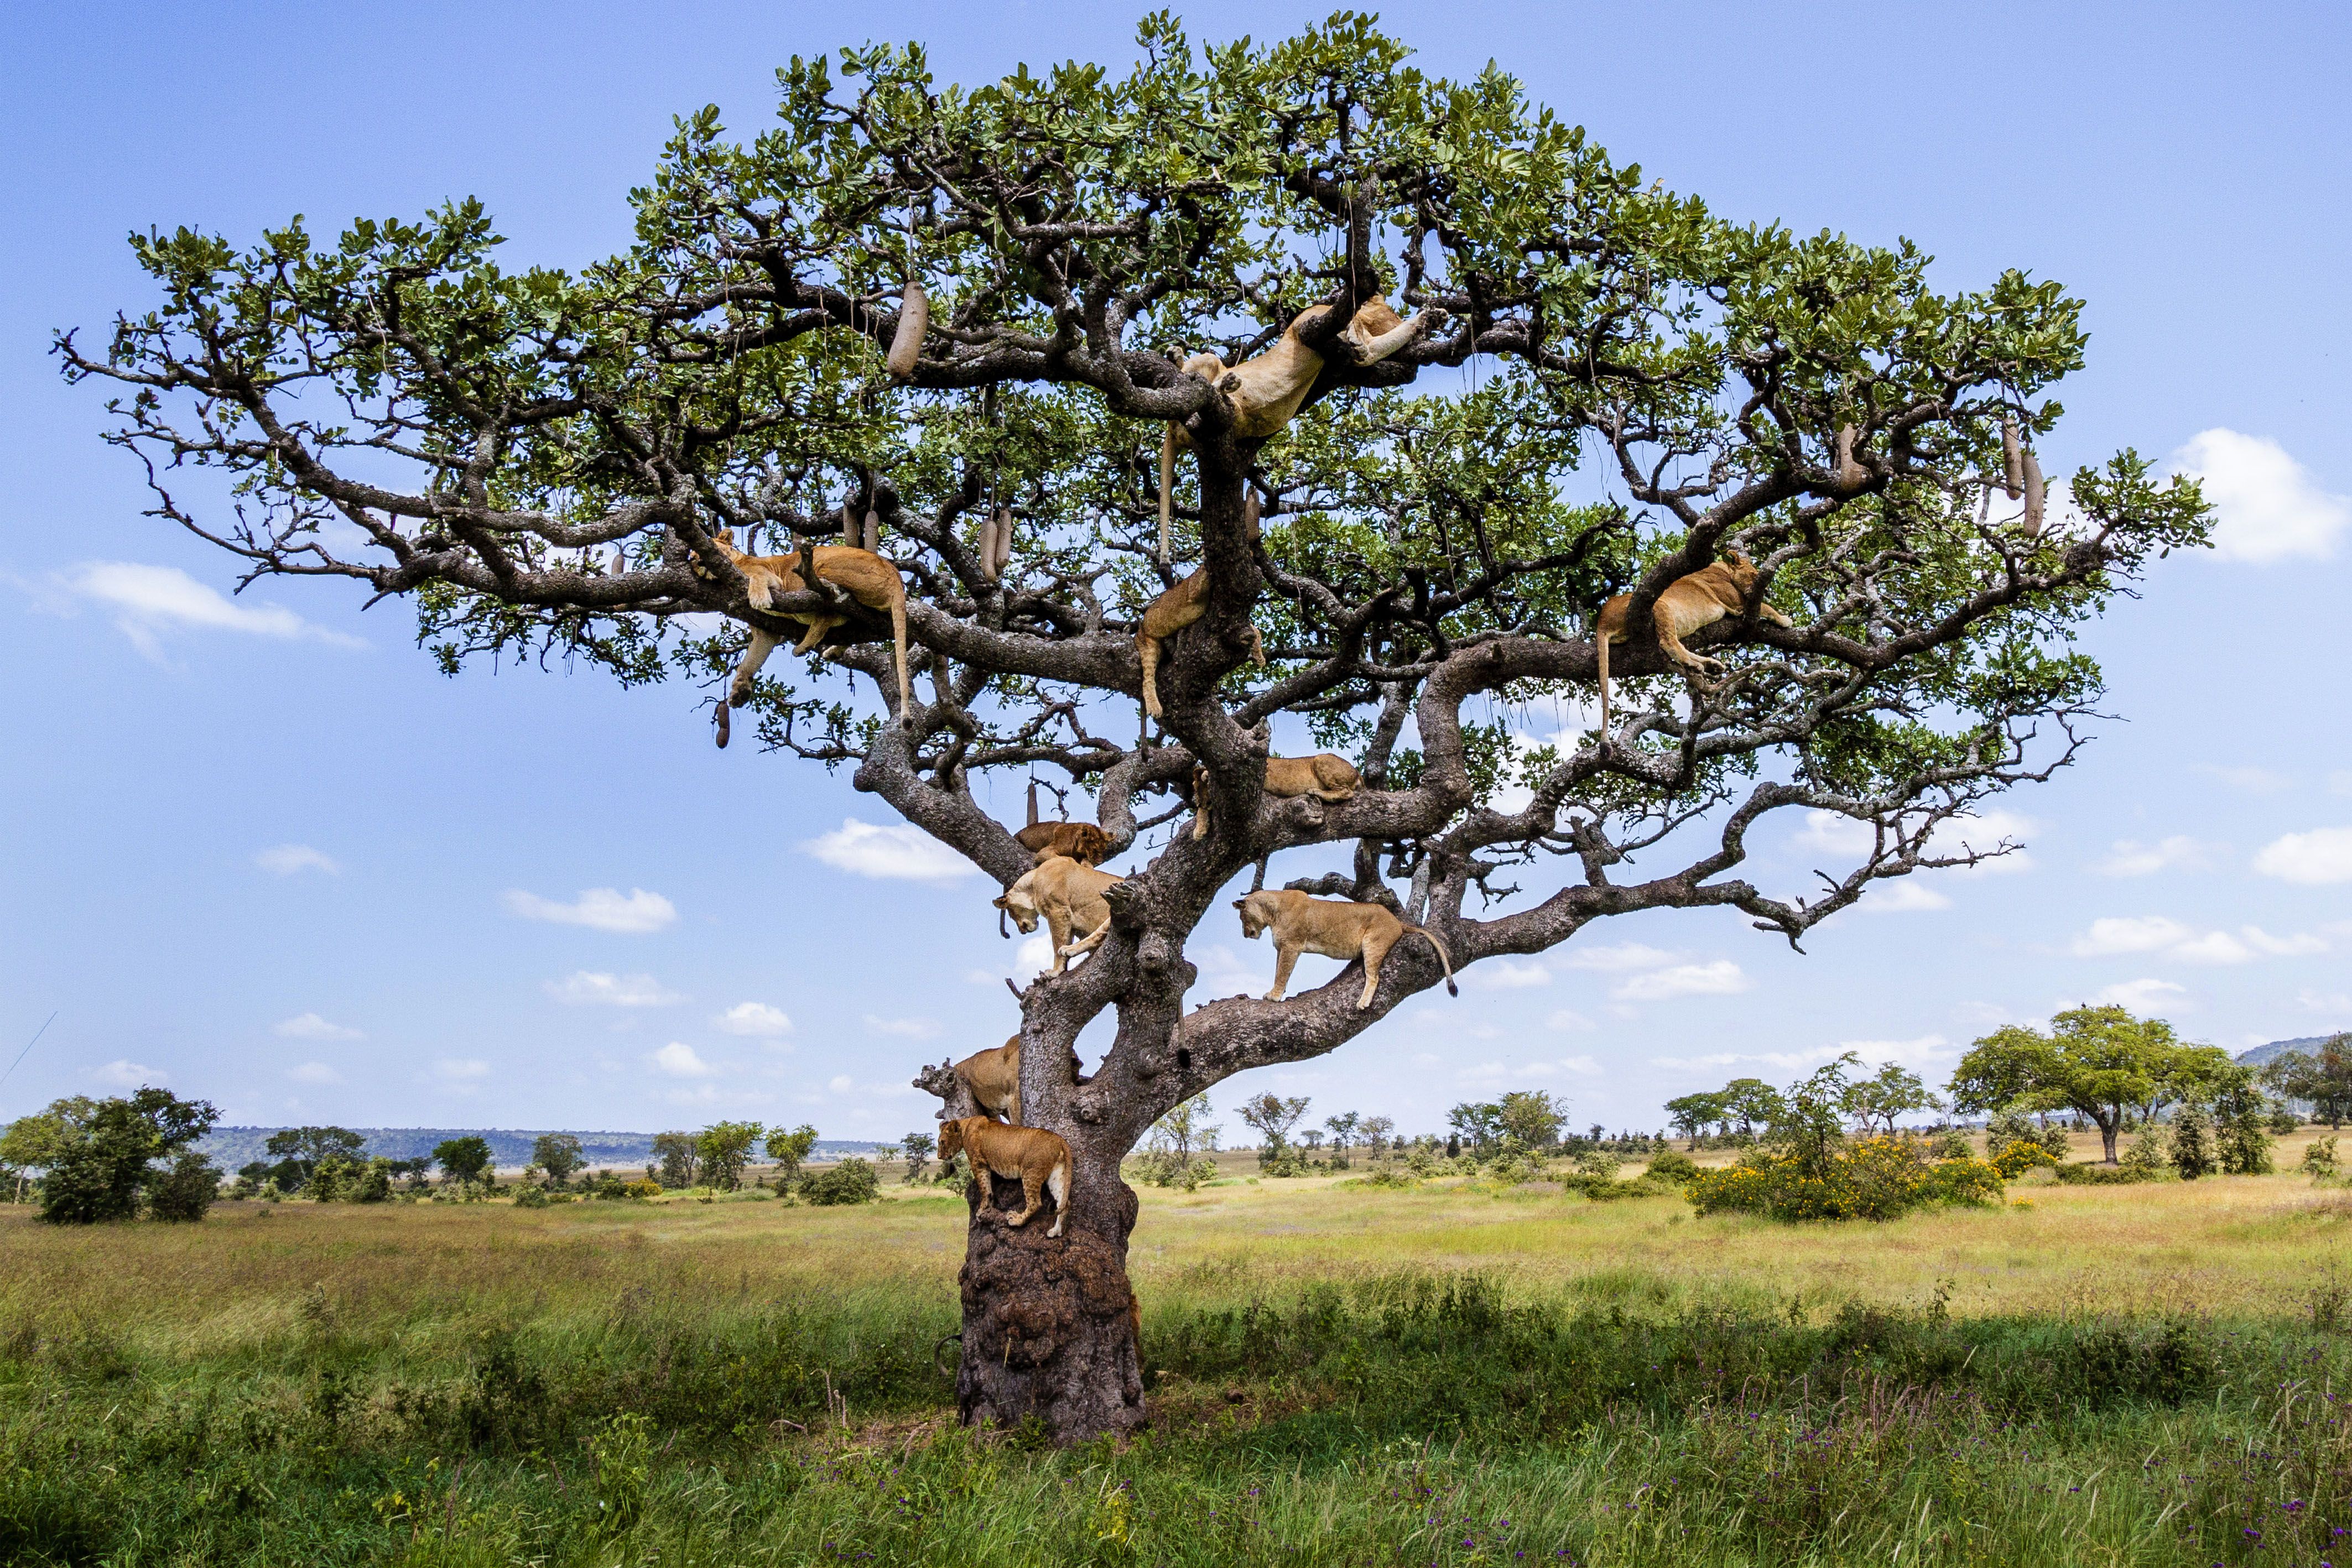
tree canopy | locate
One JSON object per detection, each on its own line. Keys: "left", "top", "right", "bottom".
{"left": 1950, "top": 1007, "right": 2230, "bottom": 1164}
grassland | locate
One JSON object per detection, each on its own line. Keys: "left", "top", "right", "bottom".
{"left": 7, "top": 1152, "right": 2352, "bottom": 1565}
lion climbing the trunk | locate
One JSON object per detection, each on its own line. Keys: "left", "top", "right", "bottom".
{"left": 939, "top": 1116, "right": 1072, "bottom": 1238}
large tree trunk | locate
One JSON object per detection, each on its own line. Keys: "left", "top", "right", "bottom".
{"left": 954, "top": 1133, "right": 1146, "bottom": 1439}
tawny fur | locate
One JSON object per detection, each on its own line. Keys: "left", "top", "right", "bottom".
{"left": 1594, "top": 550, "right": 1792, "bottom": 730}
{"left": 953, "top": 1036, "right": 1022, "bottom": 1126}
{"left": 938, "top": 1115, "right": 1071, "bottom": 1237}
{"left": 994, "top": 855, "right": 1125, "bottom": 973}
{"left": 1014, "top": 821, "right": 1112, "bottom": 867}
{"left": 693, "top": 533, "right": 913, "bottom": 725}
{"left": 1233, "top": 887, "right": 1458, "bottom": 1010}
{"left": 1158, "top": 295, "right": 1424, "bottom": 560}
{"left": 1190, "top": 754, "right": 1361, "bottom": 841}
{"left": 1137, "top": 567, "right": 1265, "bottom": 719}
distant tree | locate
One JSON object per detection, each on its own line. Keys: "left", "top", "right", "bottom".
{"left": 1664, "top": 1092, "right": 1725, "bottom": 1149}
{"left": 36, "top": 1088, "right": 222, "bottom": 1225}
{"left": 2263, "top": 1035, "right": 2352, "bottom": 1130}
{"left": 1323, "top": 1111, "right": 1361, "bottom": 1167}
{"left": 1, "top": 1106, "right": 79, "bottom": 1204}
{"left": 764, "top": 1124, "right": 820, "bottom": 1184}
{"left": 531, "top": 1133, "right": 586, "bottom": 1187}
{"left": 2209, "top": 1066, "right": 2277, "bottom": 1176}
{"left": 1446, "top": 1101, "right": 1506, "bottom": 1154}
{"left": 1719, "top": 1080, "right": 1785, "bottom": 1142}
{"left": 260, "top": 1125, "right": 367, "bottom": 1191}
{"left": 1496, "top": 1091, "right": 1567, "bottom": 1152}
{"left": 696, "top": 1121, "right": 765, "bottom": 1190}
{"left": 651, "top": 1131, "right": 700, "bottom": 1189}
{"left": 1359, "top": 1115, "right": 1394, "bottom": 1162}
{"left": 1137, "top": 1093, "right": 1222, "bottom": 1189}
{"left": 1236, "top": 1094, "right": 1311, "bottom": 1161}
{"left": 1950, "top": 1007, "right": 2208, "bottom": 1164}
{"left": 801, "top": 1158, "right": 880, "bottom": 1206}
{"left": 1764, "top": 1055, "right": 1858, "bottom": 1181}
{"left": 1839, "top": 1063, "right": 1939, "bottom": 1137}
{"left": 433, "top": 1136, "right": 495, "bottom": 1186}
{"left": 899, "top": 1130, "right": 936, "bottom": 1184}
{"left": 2169, "top": 1102, "right": 2215, "bottom": 1180}
{"left": 1299, "top": 1129, "right": 1324, "bottom": 1152}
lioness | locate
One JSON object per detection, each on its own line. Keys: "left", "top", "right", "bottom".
{"left": 1234, "top": 887, "right": 1458, "bottom": 1010}
{"left": 1014, "top": 820, "right": 1111, "bottom": 867}
{"left": 1595, "top": 550, "right": 1792, "bottom": 728}
{"left": 1137, "top": 566, "right": 1265, "bottom": 720}
{"left": 938, "top": 1115, "right": 1072, "bottom": 1237}
{"left": 690, "top": 530, "right": 912, "bottom": 723}
{"left": 953, "top": 1036, "right": 1022, "bottom": 1125}
{"left": 1190, "top": 753, "right": 1361, "bottom": 840}
{"left": 993, "top": 855, "right": 1123, "bottom": 973}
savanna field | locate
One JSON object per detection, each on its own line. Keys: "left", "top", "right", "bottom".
{"left": 9, "top": 1144, "right": 2352, "bottom": 1566}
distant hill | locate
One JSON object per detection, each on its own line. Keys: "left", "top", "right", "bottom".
{"left": 196, "top": 1127, "right": 888, "bottom": 1171}
{"left": 2236, "top": 1033, "right": 2348, "bottom": 1069}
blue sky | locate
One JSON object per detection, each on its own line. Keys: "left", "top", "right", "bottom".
{"left": 2, "top": 1, "right": 2347, "bottom": 1144}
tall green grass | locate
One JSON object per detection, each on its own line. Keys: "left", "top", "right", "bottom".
{"left": 8, "top": 1258, "right": 2352, "bottom": 1565}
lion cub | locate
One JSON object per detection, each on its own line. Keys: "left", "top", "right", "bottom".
{"left": 1014, "top": 821, "right": 1111, "bottom": 867}
{"left": 1190, "top": 753, "right": 1360, "bottom": 840}
{"left": 1234, "top": 887, "right": 1458, "bottom": 1010}
{"left": 1594, "top": 549, "right": 1792, "bottom": 728}
{"left": 953, "top": 1036, "right": 1022, "bottom": 1125}
{"left": 938, "top": 1115, "right": 1073, "bottom": 1237}
{"left": 994, "top": 855, "right": 1124, "bottom": 973}
{"left": 692, "top": 532, "right": 912, "bottom": 724}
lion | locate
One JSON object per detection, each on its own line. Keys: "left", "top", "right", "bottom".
{"left": 1233, "top": 887, "right": 1458, "bottom": 1010}
{"left": 691, "top": 530, "right": 912, "bottom": 724}
{"left": 938, "top": 1115, "right": 1073, "bottom": 1237}
{"left": 1157, "top": 295, "right": 1427, "bottom": 561}
{"left": 1137, "top": 565, "right": 1265, "bottom": 720}
{"left": 1190, "top": 753, "right": 1361, "bottom": 840}
{"left": 1594, "top": 549, "right": 1792, "bottom": 729}
{"left": 1014, "top": 821, "right": 1111, "bottom": 867}
{"left": 993, "top": 855, "right": 1123, "bottom": 973}
{"left": 953, "top": 1036, "right": 1022, "bottom": 1125}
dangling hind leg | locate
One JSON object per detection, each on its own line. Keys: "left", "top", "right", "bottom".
{"left": 1045, "top": 1162, "right": 1069, "bottom": 1238}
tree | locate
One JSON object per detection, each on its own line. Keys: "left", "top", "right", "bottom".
{"left": 1136, "top": 1093, "right": 1221, "bottom": 1188}
{"left": 1, "top": 1107, "right": 77, "bottom": 1204}
{"left": 260, "top": 1126, "right": 367, "bottom": 1191}
{"left": 1446, "top": 1101, "right": 1506, "bottom": 1155}
{"left": 1764, "top": 1055, "right": 1858, "bottom": 1181}
{"left": 765, "top": 1124, "right": 819, "bottom": 1184}
{"left": 433, "top": 1136, "right": 494, "bottom": 1186}
{"left": 1839, "top": 1062, "right": 1938, "bottom": 1136}
{"left": 2208, "top": 1067, "right": 2276, "bottom": 1176}
{"left": 2170, "top": 1102, "right": 2214, "bottom": 1180}
{"left": 34, "top": 1088, "right": 221, "bottom": 1225}
{"left": 2264, "top": 1035, "right": 2352, "bottom": 1130}
{"left": 1237, "top": 1093, "right": 1311, "bottom": 1163}
{"left": 1359, "top": 1114, "right": 1394, "bottom": 1161}
{"left": 650, "top": 1131, "right": 700, "bottom": 1189}
{"left": 63, "top": 22, "right": 2207, "bottom": 1439}
{"left": 1664, "top": 1092, "right": 1725, "bottom": 1149}
{"left": 1323, "top": 1111, "right": 1361, "bottom": 1166}
{"left": 532, "top": 1133, "right": 586, "bottom": 1187}
{"left": 900, "top": 1130, "right": 936, "bottom": 1183}
{"left": 1496, "top": 1090, "right": 1567, "bottom": 1152}
{"left": 1719, "top": 1080, "right": 1787, "bottom": 1143}
{"left": 696, "top": 1121, "right": 765, "bottom": 1190}
{"left": 1950, "top": 1007, "right": 2204, "bottom": 1164}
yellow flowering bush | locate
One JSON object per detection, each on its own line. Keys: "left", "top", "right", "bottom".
{"left": 1685, "top": 1135, "right": 2006, "bottom": 1221}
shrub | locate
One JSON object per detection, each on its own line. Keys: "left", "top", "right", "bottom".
{"left": 2303, "top": 1136, "right": 2340, "bottom": 1182}
{"left": 800, "top": 1158, "right": 880, "bottom": 1205}
{"left": 1643, "top": 1149, "right": 1699, "bottom": 1184}
{"left": 2052, "top": 1160, "right": 2158, "bottom": 1185}
{"left": 2171, "top": 1103, "right": 2215, "bottom": 1180}
{"left": 1990, "top": 1139, "right": 2057, "bottom": 1179}
{"left": 1346, "top": 1168, "right": 1419, "bottom": 1190}
{"left": 144, "top": 1152, "right": 222, "bottom": 1223}
{"left": 511, "top": 1184, "right": 549, "bottom": 1209}
{"left": 1686, "top": 1135, "right": 2005, "bottom": 1221}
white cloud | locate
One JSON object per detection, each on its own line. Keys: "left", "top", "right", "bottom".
{"left": 545, "top": 971, "right": 681, "bottom": 1007}
{"left": 2254, "top": 827, "right": 2352, "bottom": 885}
{"left": 1561, "top": 941, "right": 1679, "bottom": 972}
{"left": 2073, "top": 916, "right": 2195, "bottom": 956}
{"left": 287, "top": 1062, "right": 344, "bottom": 1085}
{"left": 255, "top": 843, "right": 339, "bottom": 877}
{"left": 2089, "top": 978, "right": 2189, "bottom": 1013}
{"left": 863, "top": 1015, "right": 941, "bottom": 1040}
{"left": 94, "top": 1059, "right": 164, "bottom": 1088}
{"left": 1468, "top": 958, "right": 1549, "bottom": 989}
{"left": 1546, "top": 1008, "right": 1596, "bottom": 1032}
{"left": 801, "top": 820, "right": 975, "bottom": 883}
{"left": 2166, "top": 930, "right": 2256, "bottom": 964}
{"left": 829, "top": 1074, "right": 855, "bottom": 1093}
{"left": 273, "top": 1012, "right": 363, "bottom": 1041}
{"left": 2200, "top": 764, "right": 2294, "bottom": 795}
{"left": 54, "top": 560, "right": 363, "bottom": 658}
{"left": 1837, "top": 1034, "right": 1953, "bottom": 1070}
{"left": 2169, "top": 429, "right": 2351, "bottom": 563}
{"left": 1797, "top": 811, "right": 1878, "bottom": 857}
{"left": 1459, "top": 1055, "right": 1594, "bottom": 1082}
{"left": 503, "top": 887, "right": 677, "bottom": 934}
{"left": 1855, "top": 879, "right": 1952, "bottom": 914}
{"left": 1935, "top": 809, "right": 2036, "bottom": 875}
{"left": 1193, "top": 942, "right": 1271, "bottom": 995}
{"left": 2300, "top": 988, "right": 2352, "bottom": 1015}
{"left": 433, "top": 1058, "right": 491, "bottom": 1082}
{"left": 649, "top": 1041, "right": 713, "bottom": 1077}
{"left": 2333, "top": 771, "right": 2352, "bottom": 798}
{"left": 1611, "top": 961, "right": 1748, "bottom": 1002}
{"left": 713, "top": 1002, "right": 792, "bottom": 1038}
{"left": 2245, "top": 927, "right": 2329, "bottom": 957}
{"left": 2096, "top": 836, "right": 2221, "bottom": 877}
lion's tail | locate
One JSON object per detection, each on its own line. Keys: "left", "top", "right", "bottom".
{"left": 1596, "top": 624, "right": 1612, "bottom": 734}
{"left": 1158, "top": 423, "right": 1178, "bottom": 566}
{"left": 886, "top": 574, "right": 912, "bottom": 728}
{"left": 1405, "top": 923, "right": 1459, "bottom": 997}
